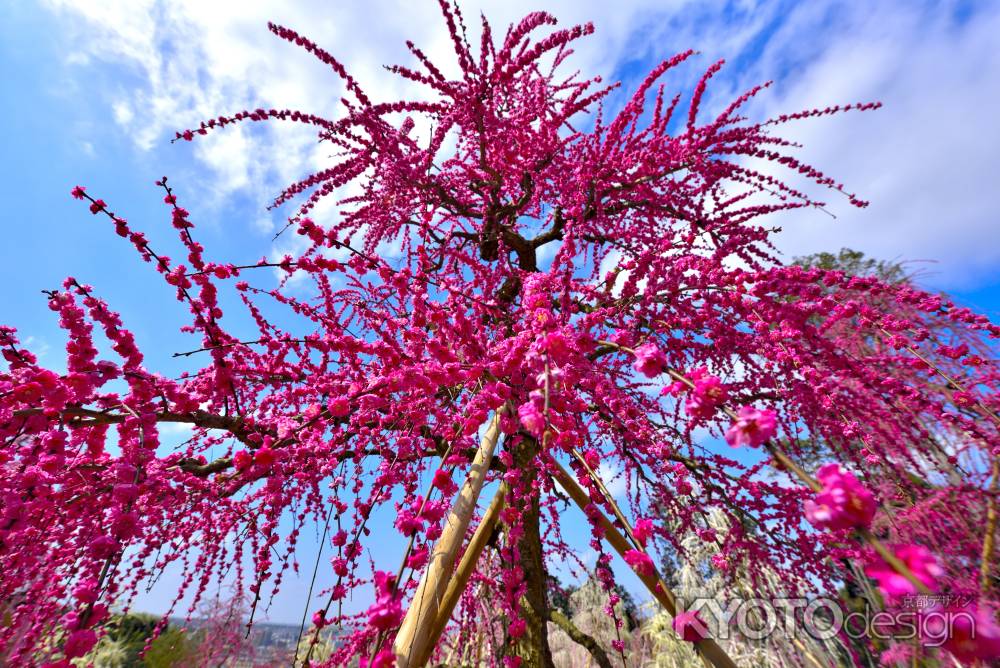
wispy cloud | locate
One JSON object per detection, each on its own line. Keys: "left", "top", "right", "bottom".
{"left": 598, "top": 460, "right": 629, "bottom": 499}
{"left": 40, "top": 0, "right": 698, "bottom": 220}
{"left": 745, "top": 2, "right": 1000, "bottom": 289}
{"left": 39, "top": 0, "right": 1000, "bottom": 288}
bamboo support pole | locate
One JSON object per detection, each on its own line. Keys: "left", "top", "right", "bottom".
{"left": 980, "top": 458, "right": 999, "bottom": 592}
{"left": 414, "top": 483, "right": 508, "bottom": 667}
{"left": 551, "top": 461, "right": 739, "bottom": 668}
{"left": 394, "top": 413, "right": 503, "bottom": 667}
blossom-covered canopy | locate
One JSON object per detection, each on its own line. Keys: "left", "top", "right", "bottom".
{"left": 2, "top": 4, "right": 998, "bottom": 667}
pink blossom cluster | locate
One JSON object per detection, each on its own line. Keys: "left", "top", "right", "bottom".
{"left": 683, "top": 368, "right": 729, "bottom": 421}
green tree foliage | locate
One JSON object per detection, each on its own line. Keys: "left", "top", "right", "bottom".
{"left": 74, "top": 613, "right": 196, "bottom": 668}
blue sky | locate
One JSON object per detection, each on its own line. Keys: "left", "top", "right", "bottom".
{"left": 1, "top": 0, "right": 998, "bottom": 625}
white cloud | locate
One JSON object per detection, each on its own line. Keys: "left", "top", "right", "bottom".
{"left": 740, "top": 2, "right": 1000, "bottom": 289}
{"left": 111, "top": 99, "right": 134, "bottom": 125}
{"left": 193, "top": 125, "right": 251, "bottom": 194}
{"left": 22, "top": 336, "right": 52, "bottom": 363}
{"left": 607, "top": 0, "right": 1000, "bottom": 290}
{"left": 39, "top": 0, "right": 1000, "bottom": 288}
{"left": 37, "top": 0, "right": 700, "bottom": 220}
{"left": 157, "top": 421, "right": 194, "bottom": 439}
{"left": 597, "top": 460, "right": 628, "bottom": 499}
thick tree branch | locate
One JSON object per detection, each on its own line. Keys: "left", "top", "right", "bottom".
{"left": 548, "top": 610, "right": 613, "bottom": 668}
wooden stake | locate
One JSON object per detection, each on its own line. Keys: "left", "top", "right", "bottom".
{"left": 393, "top": 413, "right": 503, "bottom": 667}
{"left": 980, "top": 458, "right": 999, "bottom": 592}
{"left": 415, "top": 483, "right": 507, "bottom": 667}
{"left": 550, "top": 461, "right": 739, "bottom": 668}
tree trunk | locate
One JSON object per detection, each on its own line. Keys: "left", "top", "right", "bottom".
{"left": 510, "top": 440, "right": 554, "bottom": 668}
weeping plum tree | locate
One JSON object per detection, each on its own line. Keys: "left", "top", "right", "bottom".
{"left": 2, "top": 4, "right": 999, "bottom": 667}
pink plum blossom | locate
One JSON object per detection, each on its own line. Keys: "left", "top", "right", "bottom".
{"left": 673, "top": 610, "right": 709, "bottom": 643}
{"left": 683, "top": 368, "right": 728, "bottom": 420}
{"left": 865, "top": 545, "right": 943, "bottom": 600}
{"left": 935, "top": 605, "right": 1000, "bottom": 664}
{"left": 633, "top": 517, "right": 655, "bottom": 547}
{"left": 366, "top": 571, "right": 403, "bottom": 632}
{"left": 623, "top": 549, "right": 656, "bottom": 578}
{"left": 632, "top": 342, "right": 668, "bottom": 378}
{"left": 804, "top": 463, "right": 877, "bottom": 531}
{"left": 63, "top": 629, "right": 97, "bottom": 659}
{"left": 724, "top": 406, "right": 778, "bottom": 448}
{"left": 517, "top": 400, "right": 545, "bottom": 436}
